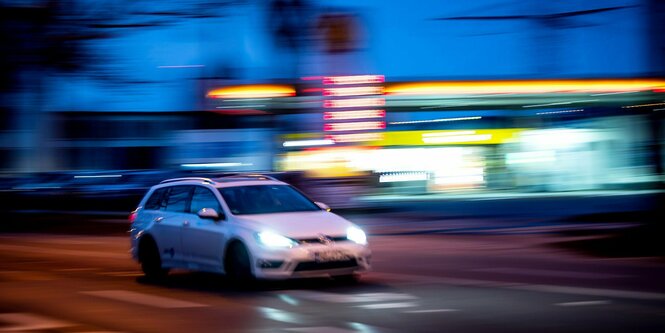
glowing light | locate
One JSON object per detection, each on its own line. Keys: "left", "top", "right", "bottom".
{"left": 324, "top": 121, "right": 386, "bottom": 132}
{"left": 327, "top": 133, "right": 384, "bottom": 143}
{"left": 180, "top": 162, "right": 252, "bottom": 168}
{"left": 257, "top": 231, "right": 297, "bottom": 248}
{"left": 622, "top": 102, "right": 665, "bottom": 109}
{"left": 157, "top": 65, "right": 205, "bottom": 68}
{"left": 323, "top": 86, "right": 384, "bottom": 97}
{"left": 379, "top": 172, "right": 429, "bottom": 183}
{"left": 346, "top": 227, "right": 367, "bottom": 245}
{"left": 434, "top": 174, "right": 484, "bottom": 185}
{"left": 519, "top": 129, "right": 594, "bottom": 149}
{"left": 523, "top": 100, "right": 598, "bottom": 108}
{"left": 506, "top": 151, "right": 557, "bottom": 164}
{"left": 74, "top": 174, "right": 122, "bottom": 178}
{"left": 311, "top": 128, "right": 524, "bottom": 146}
{"left": 390, "top": 116, "right": 481, "bottom": 125}
{"left": 536, "top": 109, "right": 584, "bottom": 115}
{"left": 323, "top": 98, "right": 385, "bottom": 108}
{"left": 279, "top": 146, "right": 374, "bottom": 178}
{"left": 282, "top": 139, "right": 335, "bottom": 147}
{"left": 324, "top": 110, "right": 385, "bottom": 120}
{"left": 385, "top": 79, "right": 665, "bottom": 96}
{"left": 323, "top": 75, "right": 385, "bottom": 85}
{"left": 207, "top": 85, "right": 295, "bottom": 99}
{"left": 422, "top": 131, "right": 492, "bottom": 144}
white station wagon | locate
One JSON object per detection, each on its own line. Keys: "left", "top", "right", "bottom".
{"left": 129, "top": 174, "right": 371, "bottom": 282}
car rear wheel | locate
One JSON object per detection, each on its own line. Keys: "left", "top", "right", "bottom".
{"left": 225, "top": 242, "right": 254, "bottom": 285}
{"left": 139, "top": 237, "right": 169, "bottom": 280}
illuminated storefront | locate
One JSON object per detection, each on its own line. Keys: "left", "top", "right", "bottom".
{"left": 262, "top": 77, "right": 665, "bottom": 194}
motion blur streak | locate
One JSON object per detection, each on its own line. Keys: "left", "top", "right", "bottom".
{"left": 207, "top": 85, "right": 296, "bottom": 99}
{"left": 385, "top": 79, "right": 665, "bottom": 95}
{"left": 1, "top": 0, "right": 664, "bottom": 332}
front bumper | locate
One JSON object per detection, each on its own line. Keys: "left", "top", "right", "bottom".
{"left": 250, "top": 241, "right": 371, "bottom": 279}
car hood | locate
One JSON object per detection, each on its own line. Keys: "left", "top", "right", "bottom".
{"left": 233, "top": 211, "right": 354, "bottom": 239}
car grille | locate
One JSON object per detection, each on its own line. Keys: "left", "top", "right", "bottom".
{"left": 297, "top": 235, "right": 348, "bottom": 245}
{"left": 293, "top": 258, "right": 358, "bottom": 272}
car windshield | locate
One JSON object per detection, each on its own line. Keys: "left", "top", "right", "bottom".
{"left": 217, "top": 185, "right": 320, "bottom": 215}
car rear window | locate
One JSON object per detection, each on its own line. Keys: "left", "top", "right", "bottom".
{"left": 144, "top": 188, "right": 166, "bottom": 210}
{"left": 164, "top": 185, "right": 192, "bottom": 213}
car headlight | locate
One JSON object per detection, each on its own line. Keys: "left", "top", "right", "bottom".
{"left": 257, "top": 231, "right": 298, "bottom": 248}
{"left": 347, "top": 226, "right": 367, "bottom": 245}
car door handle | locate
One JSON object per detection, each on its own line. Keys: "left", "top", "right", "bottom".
{"left": 154, "top": 217, "right": 164, "bottom": 223}
{"left": 183, "top": 221, "right": 190, "bottom": 227}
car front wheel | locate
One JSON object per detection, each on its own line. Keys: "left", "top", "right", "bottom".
{"left": 225, "top": 242, "right": 254, "bottom": 285}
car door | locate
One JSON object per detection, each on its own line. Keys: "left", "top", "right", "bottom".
{"left": 181, "top": 186, "right": 227, "bottom": 269}
{"left": 149, "top": 185, "right": 193, "bottom": 266}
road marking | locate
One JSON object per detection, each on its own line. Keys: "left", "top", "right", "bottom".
{"left": 285, "top": 291, "right": 417, "bottom": 303}
{"left": 283, "top": 327, "right": 357, "bottom": 333}
{"left": 80, "top": 290, "right": 207, "bottom": 308}
{"left": 0, "top": 244, "right": 127, "bottom": 259}
{"left": 371, "top": 272, "right": 665, "bottom": 301}
{"left": 556, "top": 300, "right": 612, "bottom": 307}
{"left": 354, "top": 302, "right": 418, "bottom": 309}
{"left": 0, "top": 313, "right": 73, "bottom": 331}
{"left": 278, "top": 294, "right": 300, "bottom": 306}
{"left": 404, "top": 309, "right": 459, "bottom": 313}
{"left": 257, "top": 307, "right": 306, "bottom": 324}
{"left": 472, "top": 267, "right": 630, "bottom": 279}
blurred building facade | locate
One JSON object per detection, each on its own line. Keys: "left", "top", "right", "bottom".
{"left": 0, "top": 0, "right": 663, "bottom": 197}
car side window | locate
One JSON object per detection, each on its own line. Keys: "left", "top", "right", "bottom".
{"left": 190, "top": 186, "right": 222, "bottom": 216}
{"left": 144, "top": 188, "right": 166, "bottom": 210}
{"left": 163, "top": 185, "right": 193, "bottom": 213}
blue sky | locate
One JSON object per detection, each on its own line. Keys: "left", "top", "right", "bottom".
{"left": 44, "top": 0, "right": 649, "bottom": 112}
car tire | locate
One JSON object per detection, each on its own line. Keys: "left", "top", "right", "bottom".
{"left": 332, "top": 274, "right": 360, "bottom": 284}
{"left": 225, "top": 242, "right": 254, "bottom": 286}
{"left": 139, "top": 237, "right": 169, "bottom": 280}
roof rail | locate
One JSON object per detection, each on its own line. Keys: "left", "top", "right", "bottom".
{"left": 159, "top": 177, "right": 216, "bottom": 184}
{"left": 218, "top": 173, "right": 278, "bottom": 181}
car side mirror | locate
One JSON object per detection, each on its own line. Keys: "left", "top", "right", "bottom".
{"left": 315, "top": 202, "right": 331, "bottom": 212}
{"left": 197, "top": 208, "right": 224, "bottom": 221}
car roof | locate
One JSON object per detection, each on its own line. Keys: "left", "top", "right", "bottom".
{"left": 155, "top": 175, "right": 288, "bottom": 189}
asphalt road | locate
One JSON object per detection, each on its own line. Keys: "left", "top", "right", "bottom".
{"left": 1, "top": 223, "right": 664, "bottom": 333}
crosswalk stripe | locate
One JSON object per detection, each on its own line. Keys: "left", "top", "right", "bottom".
{"left": 354, "top": 302, "right": 418, "bottom": 309}
{"left": 404, "top": 309, "right": 459, "bottom": 313}
{"left": 283, "top": 327, "right": 357, "bottom": 333}
{"left": 285, "top": 291, "right": 417, "bottom": 303}
{"left": 556, "top": 300, "right": 611, "bottom": 307}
